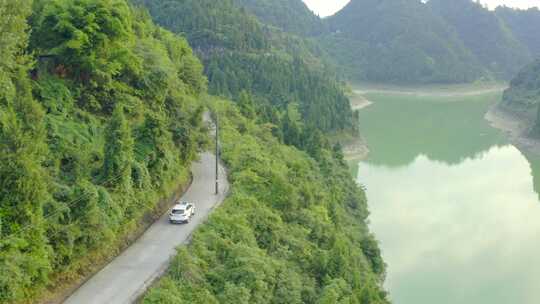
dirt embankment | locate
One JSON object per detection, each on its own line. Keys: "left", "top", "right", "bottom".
{"left": 341, "top": 135, "right": 370, "bottom": 161}
{"left": 349, "top": 93, "right": 373, "bottom": 111}
{"left": 340, "top": 91, "right": 373, "bottom": 161}
{"left": 485, "top": 103, "right": 540, "bottom": 155}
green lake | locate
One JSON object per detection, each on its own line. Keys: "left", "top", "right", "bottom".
{"left": 353, "top": 87, "right": 540, "bottom": 303}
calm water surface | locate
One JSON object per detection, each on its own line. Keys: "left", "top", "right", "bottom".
{"left": 354, "top": 89, "right": 540, "bottom": 304}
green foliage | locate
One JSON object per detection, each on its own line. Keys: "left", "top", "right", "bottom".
{"left": 143, "top": 100, "right": 389, "bottom": 304}
{"left": 102, "top": 104, "right": 134, "bottom": 190}
{"left": 502, "top": 59, "right": 540, "bottom": 136}
{"left": 0, "top": 1, "right": 52, "bottom": 301}
{"left": 237, "top": 90, "right": 256, "bottom": 119}
{"left": 0, "top": 0, "right": 208, "bottom": 302}
{"left": 504, "top": 59, "right": 540, "bottom": 109}
{"left": 132, "top": 0, "right": 267, "bottom": 52}
{"left": 133, "top": 0, "right": 358, "bottom": 139}
{"left": 32, "top": 0, "right": 140, "bottom": 87}
{"left": 0, "top": 0, "right": 32, "bottom": 103}
{"left": 205, "top": 54, "right": 355, "bottom": 135}
{"left": 231, "top": 0, "right": 325, "bottom": 36}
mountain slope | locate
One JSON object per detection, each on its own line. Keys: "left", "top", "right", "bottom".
{"left": 496, "top": 7, "right": 540, "bottom": 57}
{"left": 322, "top": 0, "right": 486, "bottom": 83}
{"left": 502, "top": 59, "right": 540, "bottom": 122}
{"left": 231, "top": 0, "right": 325, "bottom": 36}
{"left": 133, "top": 0, "right": 358, "bottom": 141}
{"left": 143, "top": 98, "right": 390, "bottom": 304}
{"left": 0, "top": 0, "right": 208, "bottom": 302}
{"left": 1, "top": 0, "right": 390, "bottom": 303}
{"left": 429, "top": 0, "right": 532, "bottom": 79}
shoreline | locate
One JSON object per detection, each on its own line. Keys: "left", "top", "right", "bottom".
{"left": 342, "top": 135, "right": 370, "bottom": 161}
{"left": 342, "top": 91, "right": 372, "bottom": 161}
{"left": 345, "top": 84, "right": 516, "bottom": 162}
{"left": 352, "top": 82, "right": 507, "bottom": 98}
{"left": 485, "top": 103, "right": 540, "bottom": 155}
{"left": 350, "top": 93, "right": 373, "bottom": 111}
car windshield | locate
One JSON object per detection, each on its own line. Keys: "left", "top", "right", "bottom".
{"left": 172, "top": 209, "right": 184, "bottom": 215}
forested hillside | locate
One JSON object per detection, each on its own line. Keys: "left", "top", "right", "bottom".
{"left": 127, "top": 1, "right": 389, "bottom": 302}
{"left": 143, "top": 99, "right": 389, "bottom": 304}
{"left": 1, "top": 0, "right": 390, "bottom": 303}
{"left": 0, "top": 0, "right": 208, "bottom": 302}
{"left": 496, "top": 7, "right": 540, "bottom": 57}
{"left": 429, "top": 0, "right": 532, "bottom": 79}
{"left": 231, "top": 0, "right": 325, "bottom": 36}
{"left": 502, "top": 60, "right": 540, "bottom": 131}
{"left": 226, "top": 0, "right": 540, "bottom": 85}
{"left": 132, "top": 0, "right": 358, "bottom": 142}
{"left": 321, "top": 0, "right": 486, "bottom": 83}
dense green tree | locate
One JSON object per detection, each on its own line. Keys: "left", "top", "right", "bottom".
{"left": 0, "top": 0, "right": 32, "bottom": 101}
{"left": 231, "top": 0, "right": 325, "bottom": 36}
{"left": 237, "top": 90, "right": 256, "bottom": 120}
{"left": 102, "top": 104, "right": 134, "bottom": 190}
{"left": 0, "top": 1, "right": 52, "bottom": 301}
{"left": 132, "top": 0, "right": 267, "bottom": 52}
{"left": 502, "top": 59, "right": 540, "bottom": 136}
{"left": 133, "top": 0, "right": 358, "bottom": 141}
{"left": 31, "top": 0, "right": 140, "bottom": 87}
{"left": 282, "top": 103, "right": 303, "bottom": 147}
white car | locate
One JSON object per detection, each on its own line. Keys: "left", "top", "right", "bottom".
{"left": 169, "top": 202, "right": 195, "bottom": 224}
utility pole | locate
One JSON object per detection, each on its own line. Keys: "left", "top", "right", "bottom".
{"left": 215, "top": 114, "right": 219, "bottom": 195}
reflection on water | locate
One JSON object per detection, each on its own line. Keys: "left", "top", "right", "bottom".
{"left": 358, "top": 91, "right": 507, "bottom": 167}
{"left": 523, "top": 153, "right": 540, "bottom": 201}
{"left": 355, "top": 89, "right": 540, "bottom": 304}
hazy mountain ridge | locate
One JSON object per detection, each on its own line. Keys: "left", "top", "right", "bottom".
{"left": 322, "top": 0, "right": 487, "bottom": 83}
{"left": 428, "top": 0, "right": 532, "bottom": 79}
{"left": 496, "top": 6, "right": 540, "bottom": 57}
{"left": 230, "top": 0, "right": 540, "bottom": 84}
{"left": 231, "top": 0, "right": 326, "bottom": 36}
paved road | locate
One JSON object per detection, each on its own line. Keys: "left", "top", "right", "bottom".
{"left": 64, "top": 152, "right": 228, "bottom": 304}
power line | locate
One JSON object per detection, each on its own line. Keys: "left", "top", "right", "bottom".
{"left": 0, "top": 155, "right": 152, "bottom": 243}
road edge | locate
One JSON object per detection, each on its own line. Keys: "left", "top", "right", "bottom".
{"left": 133, "top": 156, "right": 230, "bottom": 303}
{"left": 41, "top": 173, "right": 194, "bottom": 304}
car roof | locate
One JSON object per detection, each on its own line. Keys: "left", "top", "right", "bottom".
{"left": 172, "top": 204, "right": 189, "bottom": 210}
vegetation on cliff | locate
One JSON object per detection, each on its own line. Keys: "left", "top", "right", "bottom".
{"left": 1, "top": 0, "right": 207, "bottom": 301}
{"left": 132, "top": 0, "right": 358, "bottom": 140}
{"left": 502, "top": 59, "right": 540, "bottom": 135}
{"left": 143, "top": 99, "right": 389, "bottom": 304}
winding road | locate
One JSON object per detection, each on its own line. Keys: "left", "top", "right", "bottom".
{"left": 63, "top": 152, "right": 228, "bottom": 304}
